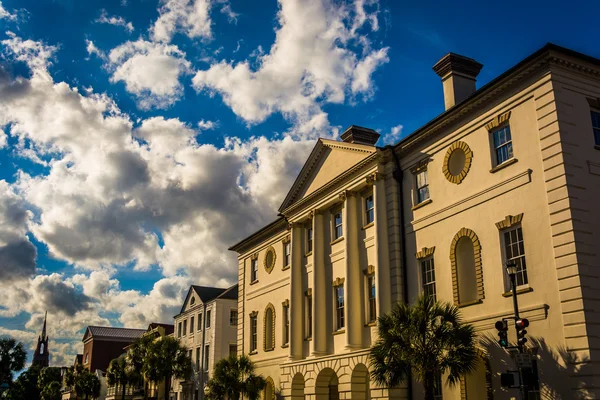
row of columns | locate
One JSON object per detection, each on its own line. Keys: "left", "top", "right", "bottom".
{"left": 288, "top": 171, "right": 391, "bottom": 360}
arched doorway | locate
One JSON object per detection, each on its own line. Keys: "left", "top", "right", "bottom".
{"left": 462, "top": 352, "right": 493, "bottom": 400}
{"left": 351, "top": 364, "right": 370, "bottom": 400}
{"left": 315, "top": 368, "right": 339, "bottom": 400}
{"left": 291, "top": 373, "right": 305, "bottom": 400}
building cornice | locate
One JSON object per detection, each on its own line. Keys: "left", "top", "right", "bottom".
{"left": 395, "top": 44, "right": 600, "bottom": 156}
{"left": 228, "top": 217, "right": 288, "bottom": 254}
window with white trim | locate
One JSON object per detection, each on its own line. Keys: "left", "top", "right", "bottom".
{"left": 230, "top": 310, "right": 238, "bottom": 326}
{"left": 421, "top": 257, "right": 437, "bottom": 301}
{"left": 365, "top": 194, "right": 374, "bottom": 224}
{"left": 335, "top": 285, "right": 345, "bottom": 330}
{"left": 333, "top": 210, "right": 343, "bottom": 239}
{"left": 250, "top": 258, "right": 258, "bottom": 282}
{"left": 503, "top": 226, "right": 528, "bottom": 289}
{"left": 250, "top": 314, "right": 258, "bottom": 352}
{"left": 492, "top": 124, "right": 514, "bottom": 165}
{"left": 283, "top": 303, "right": 290, "bottom": 345}
{"left": 284, "top": 241, "right": 291, "bottom": 266}
{"left": 415, "top": 169, "right": 429, "bottom": 204}
{"left": 306, "top": 226, "right": 313, "bottom": 253}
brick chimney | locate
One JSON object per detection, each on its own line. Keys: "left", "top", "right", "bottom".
{"left": 433, "top": 53, "right": 483, "bottom": 110}
{"left": 340, "top": 125, "right": 380, "bottom": 146}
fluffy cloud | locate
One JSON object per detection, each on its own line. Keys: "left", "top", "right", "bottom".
{"left": 382, "top": 124, "right": 403, "bottom": 144}
{"left": 108, "top": 40, "right": 191, "bottom": 109}
{"left": 95, "top": 9, "right": 134, "bottom": 32}
{"left": 192, "top": 0, "right": 388, "bottom": 134}
{"left": 151, "top": 0, "right": 212, "bottom": 43}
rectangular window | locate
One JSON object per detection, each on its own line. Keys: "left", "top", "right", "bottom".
{"left": 333, "top": 210, "right": 343, "bottom": 239}
{"left": 196, "top": 347, "right": 200, "bottom": 370}
{"left": 188, "top": 349, "right": 192, "bottom": 362}
{"left": 190, "top": 316, "right": 194, "bottom": 334}
{"left": 205, "top": 310, "right": 211, "bottom": 329}
{"left": 416, "top": 169, "right": 429, "bottom": 204}
{"left": 335, "top": 285, "right": 345, "bottom": 330}
{"left": 492, "top": 125, "right": 514, "bottom": 165}
{"left": 284, "top": 241, "right": 291, "bottom": 266}
{"left": 283, "top": 303, "right": 290, "bottom": 345}
{"left": 177, "top": 322, "right": 182, "bottom": 338}
{"left": 250, "top": 315, "right": 258, "bottom": 352}
{"left": 367, "top": 275, "right": 377, "bottom": 323}
{"left": 306, "top": 226, "right": 313, "bottom": 253}
{"left": 198, "top": 313, "right": 202, "bottom": 331}
{"left": 230, "top": 310, "right": 238, "bottom": 326}
{"left": 204, "top": 345, "right": 210, "bottom": 371}
{"left": 229, "top": 344, "right": 237, "bottom": 358}
{"left": 503, "top": 226, "right": 528, "bottom": 288}
{"left": 365, "top": 194, "right": 374, "bottom": 225}
{"left": 183, "top": 319, "right": 187, "bottom": 336}
{"left": 591, "top": 110, "right": 600, "bottom": 146}
{"left": 421, "top": 258, "right": 437, "bottom": 301}
{"left": 306, "top": 294, "right": 313, "bottom": 338}
{"left": 250, "top": 258, "right": 258, "bottom": 282}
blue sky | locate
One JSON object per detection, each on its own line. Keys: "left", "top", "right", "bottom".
{"left": 0, "top": 0, "right": 598, "bottom": 366}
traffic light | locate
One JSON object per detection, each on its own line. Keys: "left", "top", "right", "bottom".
{"left": 495, "top": 320, "right": 509, "bottom": 347}
{"left": 516, "top": 318, "right": 529, "bottom": 346}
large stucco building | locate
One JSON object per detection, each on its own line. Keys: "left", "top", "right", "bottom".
{"left": 172, "top": 284, "right": 238, "bottom": 400}
{"left": 230, "top": 43, "right": 600, "bottom": 399}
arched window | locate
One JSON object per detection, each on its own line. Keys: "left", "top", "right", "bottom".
{"left": 40, "top": 343, "right": 44, "bottom": 354}
{"left": 450, "top": 228, "right": 484, "bottom": 305}
{"left": 264, "top": 304, "right": 275, "bottom": 351}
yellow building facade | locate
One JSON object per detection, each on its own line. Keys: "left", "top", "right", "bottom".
{"left": 230, "top": 44, "right": 600, "bottom": 399}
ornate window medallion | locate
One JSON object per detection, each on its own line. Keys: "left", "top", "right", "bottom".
{"left": 443, "top": 141, "right": 473, "bottom": 184}
{"left": 264, "top": 246, "right": 276, "bottom": 274}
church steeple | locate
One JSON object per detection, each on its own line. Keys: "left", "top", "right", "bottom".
{"left": 32, "top": 311, "right": 49, "bottom": 368}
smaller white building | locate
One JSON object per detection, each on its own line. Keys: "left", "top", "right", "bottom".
{"left": 172, "top": 284, "right": 238, "bottom": 400}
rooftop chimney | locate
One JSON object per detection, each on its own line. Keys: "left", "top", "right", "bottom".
{"left": 433, "top": 53, "right": 483, "bottom": 110}
{"left": 340, "top": 125, "right": 380, "bottom": 146}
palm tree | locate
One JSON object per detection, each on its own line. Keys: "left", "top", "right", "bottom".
{"left": 204, "top": 354, "right": 266, "bottom": 400}
{"left": 125, "top": 334, "right": 155, "bottom": 399}
{"left": 0, "top": 337, "right": 27, "bottom": 385}
{"left": 107, "top": 356, "right": 130, "bottom": 400}
{"left": 369, "top": 295, "right": 478, "bottom": 400}
{"left": 143, "top": 336, "right": 192, "bottom": 400}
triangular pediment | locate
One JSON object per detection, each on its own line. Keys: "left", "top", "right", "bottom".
{"left": 180, "top": 286, "right": 204, "bottom": 314}
{"left": 279, "top": 139, "right": 377, "bottom": 212}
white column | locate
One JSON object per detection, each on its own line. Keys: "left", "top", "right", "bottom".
{"left": 343, "top": 191, "right": 363, "bottom": 349}
{"left": 373, "top": 173, "right": 392, "bottom": 316}
{"left": 289, "top": 223, "right": 303, "bottom": 360}
{"left": 311, "top": 210, "right": 327, "bottom": 356}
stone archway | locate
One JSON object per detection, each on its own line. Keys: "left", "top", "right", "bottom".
{"left": 351, "top": 364, "right": 370, "bottom": 400}
{"left": 291, "top": 372, "right": 305, "bottom": 400}
{"left": 315, "top": 368, "right": 339, "bottom": 400}
{"left": 264, "top": 376, "right": 275, "bottom": 400}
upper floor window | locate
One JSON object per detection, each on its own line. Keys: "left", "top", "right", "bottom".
{"left": 250, "top": 314, "right": 258, "bottom": 352}
{"left": 365, "top": 194, "right": 374, "bottom": 224}
{"left": 421, "top": 257, "right": 437, "bottom": 301}
{"left": 264, "top": 304, "right": 275, "bottom": 351}
{"left": 183, "top": 319, "right": 187, "bottom": 336}
{"left": 229, "top": 344, "right": 237, "bottom": 358}
{"left": 492, "top": 125, "right": 513, "bottom": 165}
{"left": 204, "top": 345, "right": 210, "bottom": 371}
{"left": 230, "top": 310, "right": 238, "bottom": 326}
{"left": 206, "top": 310, "right": 212, "bottom": 329}
{"left": 503, "top": 226, "right": 528, "bottom": 289}
{"left": 84, "top": 353, "right": 89, "bottom": 364}
{"left": 284, "top": 240, "right": 291, "bottom": 267}
{"left": 195, "top": 347, "right": 200, "bottom": 370}
{"left": 333, "top": 210, "right": 343, "bottom": 239}
{"left": 250, "top": 257, "right": 258, "bottom": 282}
{"left": 177, "top": 322, "right": 182, "bottom": 337}
{"left": 305, "top": 292, "right": 313, "bottom": 339}
{"left": 335, "top": 284, "right": 345, "bottom": 330}
{"left": 306, "top": 226, "right": 313, "bottom": 253}
{"left": 416, "top": 169, "right": 429, "bottom": 204}
{"left": 367, "top": 274, "right": 376, "bottom": 323}
{"left": 190, "top": 316, "right": 194, "bottom": 334}
{"left": 198, "top": 313, "right": 202, "bottom": 331}
{"left": 591, "top": 109, "right": 600, "bottom": 146}
{"left": 282, "top": 302, "right": 290, "bottom": 346}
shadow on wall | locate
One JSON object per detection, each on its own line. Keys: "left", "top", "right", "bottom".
{"left": 479, "top": 334, "right": 593, "bottom": 399}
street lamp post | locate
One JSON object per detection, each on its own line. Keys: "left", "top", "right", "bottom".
{"left": 506, "top": 261, "right": 520, "bottom": 322}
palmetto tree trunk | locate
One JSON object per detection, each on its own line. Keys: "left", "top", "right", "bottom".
{"left": 122, "top": 382, "right": 127, "bottom": 400}
{"left": 424, "top": 371, "right": 435, "bottom": 400}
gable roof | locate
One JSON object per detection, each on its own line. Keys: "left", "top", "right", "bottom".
{"left": 83, "top": 326, "right": 146, "bottom": 342}
{"left": 178, "top": 284, "right": 238, "bottom": 315}
{"left": 147, "top": 323, "right": 174, "bottom": 335}
{"left": 278, "top": 138, "right": 377, "bottom": 213}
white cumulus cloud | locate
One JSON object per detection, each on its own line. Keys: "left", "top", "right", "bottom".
{"left": 95, "top": 9, "right": 134, "bottom": 32}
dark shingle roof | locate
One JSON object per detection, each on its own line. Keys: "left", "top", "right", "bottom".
{"left": 191, "top": 286, "right": 228, "bottom": 302}
{"left": 85, "top": 326, "right": 146, "bottom": 341}
{"left": 216, "top": 284, "right": 238, "bottom": 300}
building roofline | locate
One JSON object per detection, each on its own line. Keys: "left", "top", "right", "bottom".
{"left": 394, "top": 43, "right": 600, "bottom": 154}
{"left": 228, "top": 216, "right": 287, "bottom": 253}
